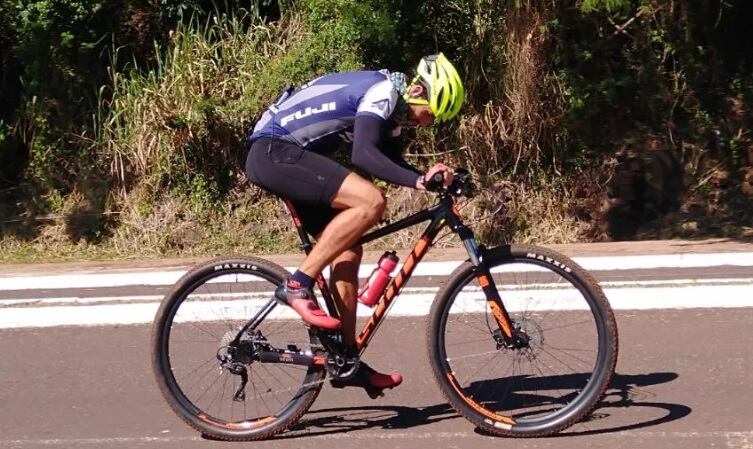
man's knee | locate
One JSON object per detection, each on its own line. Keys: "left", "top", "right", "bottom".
{"left": 361, "top": 190, "right": 386, "bottom": 223}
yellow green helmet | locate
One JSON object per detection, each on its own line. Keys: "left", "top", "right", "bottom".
{"left": 407, "top": 53, "right": 465, "bottom": 122}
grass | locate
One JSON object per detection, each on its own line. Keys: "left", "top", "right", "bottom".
{"left": 3, "top": 2, "right": 750, "bottom": 264}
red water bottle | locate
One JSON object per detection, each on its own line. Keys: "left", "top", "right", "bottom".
{"left": 357, "top": 251, "right": 399, "bottom": 307}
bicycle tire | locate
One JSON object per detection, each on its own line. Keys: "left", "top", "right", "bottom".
{"left": 427, "top": 244, "right": 618, "bottom": 437}
{"left": 151, "top": 257, "right": 325, "bottom": 441}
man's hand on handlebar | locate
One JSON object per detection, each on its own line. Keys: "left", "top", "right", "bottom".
{"left": 416, "top": 163, "right": 454, "bottom": 191}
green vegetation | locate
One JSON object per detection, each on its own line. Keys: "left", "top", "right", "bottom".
{"left": 1, "top": 0, "right": 752, "bottom": 262}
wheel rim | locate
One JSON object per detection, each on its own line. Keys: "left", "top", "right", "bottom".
{"left": 157, "top": 268, "right": 322, "bottom": 430}
{"left": 437, "top": 258, "right": 610, "bottom": 430}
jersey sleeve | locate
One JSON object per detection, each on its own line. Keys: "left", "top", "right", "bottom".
{"left": 356, "top": 79, "right": 398, "bottom": 120}
{"left": 351, "top": 115, "right": 421, "bottom": 188}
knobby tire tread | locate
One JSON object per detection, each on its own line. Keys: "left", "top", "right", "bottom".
{"left": 427, "top": 244, "right": 618, "bottom": 437}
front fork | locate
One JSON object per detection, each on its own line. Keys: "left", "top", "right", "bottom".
{"left": 453, "top": 220, "right": 519, "bottom": 347}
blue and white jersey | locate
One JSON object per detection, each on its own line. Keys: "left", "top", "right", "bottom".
{"left": 250, "top": 70, "right": 399, "bottom": 150}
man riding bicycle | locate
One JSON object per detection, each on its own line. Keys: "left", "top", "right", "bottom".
{"left": 246, "top": 53, "right": 464, "bottom": 397}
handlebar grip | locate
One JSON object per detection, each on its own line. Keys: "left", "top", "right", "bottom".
{"left": 423, "top": 171, "right": 445, "bottom": 191}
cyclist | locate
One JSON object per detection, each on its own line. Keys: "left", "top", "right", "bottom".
{"left": 246, "top": 53, "right": 464, "bottom": 396}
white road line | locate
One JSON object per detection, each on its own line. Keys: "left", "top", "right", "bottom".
{"left": 1, "top": 282, "right": 752, "bottom": 329}
{"left": 1, "top": 277, "right": 750, "bottom": 307}
{"left": 1, "top": 252, "right": 752, "bottom": 291}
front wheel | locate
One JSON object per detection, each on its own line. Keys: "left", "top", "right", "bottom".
{"left": 428, "top": 244, "right": 618, "bottom": 437}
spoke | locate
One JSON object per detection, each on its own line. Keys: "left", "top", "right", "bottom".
{"left": 460, "top": 349, "right": 502, "bottom": 391}
{"left": 447, "top": 349, "right": 500, "bottom": 362}
{"left": 495, "top": 355, "right": 519, "bottom": 413}
{"left": 448, "top": 316, "right": 493, "bottom": 335}
{"left": 542, "top": 345, "right": 595, "bottom": 367}
{"left": 194, "top": 370, "right": 224, "bottom": 406}
{"left": 249, "top": 373, "right": 273, "bottom": 417}
{"left": 272, "top": 364, "right": 307, "bottom": 383}
{"left": 176, "top": 356, "right": 218, "bottom": 383}
{"left": 446, "top": 337, "right": 495, "bottom": 347}
{"left": 213, "top": 370, "right": 231, "bottom": 418}
{"left": 184, "top": 320, "right": 222, "bottom": 341}
{"left": 529, "top": 354, "right": 575, "bottom": 409}
{"left": 539, "top": 319, "right": 594, "bottom": 332}
{"left": 468, "top": 351, "right": 506, "bottom": 402}
{"left": 546, "top": 345, "right": 596, "bottom": 353}
{"left": 184, "top": 359, "right": 222, "bottom": 394}
{"left": 253, "top": 366, "right": 285, "bottom": 410}
{"left": 258, "top": 362, "right": 295, "bottom": 398}
{"left": 171, "top": 339, "right": 226, "bottom": 344}
{"left": 249, "top": 371, "right": 262, "bottom": 420}
{"left": 540, "top": 347, "right": 586, "bottom": 374}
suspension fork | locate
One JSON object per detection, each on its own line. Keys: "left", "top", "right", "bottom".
{"left": 447, "top": 208, "right": 516, "bottom": 342}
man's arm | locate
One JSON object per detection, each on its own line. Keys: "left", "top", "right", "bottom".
{"left": 351, "top": 115, "right": 422, "bottom": 188}
{"left": 380, "top": 125, "right": 422, "bottom": 177}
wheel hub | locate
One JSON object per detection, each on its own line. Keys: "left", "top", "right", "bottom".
{"left": 493, "top": 317, "right": 544, "bottom": 359}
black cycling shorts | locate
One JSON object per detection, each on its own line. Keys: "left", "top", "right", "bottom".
{"left": 246, "top": 138, "right": 350, "bottom": 236}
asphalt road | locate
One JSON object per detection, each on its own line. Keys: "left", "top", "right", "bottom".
{"left": 1, "top": 308, "right": 752, "bottom": 449}
{"left": 1, "top": 240, "right": 752, "bottom": 448}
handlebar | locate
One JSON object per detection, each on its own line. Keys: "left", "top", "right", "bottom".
{"left": 423, "top": 168, "right": 476, "bottom": 198}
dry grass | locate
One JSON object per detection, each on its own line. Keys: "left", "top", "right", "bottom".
{"left": 0, "top": 3, "right": 610, "bottom": 264}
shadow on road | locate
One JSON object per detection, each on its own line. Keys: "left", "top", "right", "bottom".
{"left": 274, "top": 371, "right": 689, "bottom": 440}
{"left": 555, "top": 371, "right": 692, "bottom": 436}
{"left": 278, "top": 402, "right": 458, "bottom": 439}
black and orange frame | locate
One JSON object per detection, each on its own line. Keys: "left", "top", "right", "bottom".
{"left": 283, "top": 188, "right": 516, "bottom": 353}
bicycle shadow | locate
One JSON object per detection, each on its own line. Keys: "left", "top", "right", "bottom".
{"left": 275, "top": 371, "right": 690, "bottom": 440}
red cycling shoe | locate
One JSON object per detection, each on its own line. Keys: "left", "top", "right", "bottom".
{"left": 330, "top": 362, "right": 403, "bottom": 399}
{"left": 274, "top": 279, "right": 341, "bottom": 330}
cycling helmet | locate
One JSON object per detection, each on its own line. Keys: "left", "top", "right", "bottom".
{"left": 406, "top": 53, "right": 464, "bottom": 122}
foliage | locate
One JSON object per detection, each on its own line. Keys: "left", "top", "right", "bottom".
{"left": 1, "top": 0, "right": 752, "bottom": 261}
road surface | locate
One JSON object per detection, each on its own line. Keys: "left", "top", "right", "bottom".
{"left": 1, "top": 239, "right": 752, "bottom": 448}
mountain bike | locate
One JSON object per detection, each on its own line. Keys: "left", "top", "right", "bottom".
{"left": 151, "top": 168, "right": 618, "bottom": 440}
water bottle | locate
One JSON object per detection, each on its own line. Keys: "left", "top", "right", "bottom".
{"left": 357, "top": 251, "right": 399, "bottom": 307}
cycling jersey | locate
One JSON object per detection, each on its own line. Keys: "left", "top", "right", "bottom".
{"left": 248, "top": 70, "right": 420, "bottom": 188}
{"left": 250, "top": 70, "right": 398, "bottom": 147}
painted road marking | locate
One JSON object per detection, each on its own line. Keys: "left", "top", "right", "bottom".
{"left": 1, "top": 277, "right": 751, "bottom": 307}
{"left": 1, "top": 282, "right": 752, "bottom": 328}
{"left": 2, "top": 252, "right": 753, "bottom": 291}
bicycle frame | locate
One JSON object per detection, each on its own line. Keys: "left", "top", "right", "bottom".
{"left": 284, "top": 192, "right": 517, "bottom": 354}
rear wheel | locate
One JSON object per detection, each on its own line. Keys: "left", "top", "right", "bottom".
{"left": 428, "top": 245, "right": 618, "bottom": 436}
{"left": 152, "top": 257, "right": 325, "bottom": 441}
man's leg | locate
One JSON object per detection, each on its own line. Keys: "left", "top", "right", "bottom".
{"left": 327, "top": 243, "right": 403, "bottom": 395}
{"left": 298, "top": 172, "right": 385, "bottom": 279}
{"left": 328, "top": 245, "right": 363, "bottom": 347}
{"left": 277, "top": 172, "right": 384, "bottom": 330}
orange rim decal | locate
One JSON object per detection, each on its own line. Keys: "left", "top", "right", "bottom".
{"left": 198, "top": 414, "right": 276, "bottom": 429}
{"left": 445, "top": 373, "right": 515, "bottom": 425}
